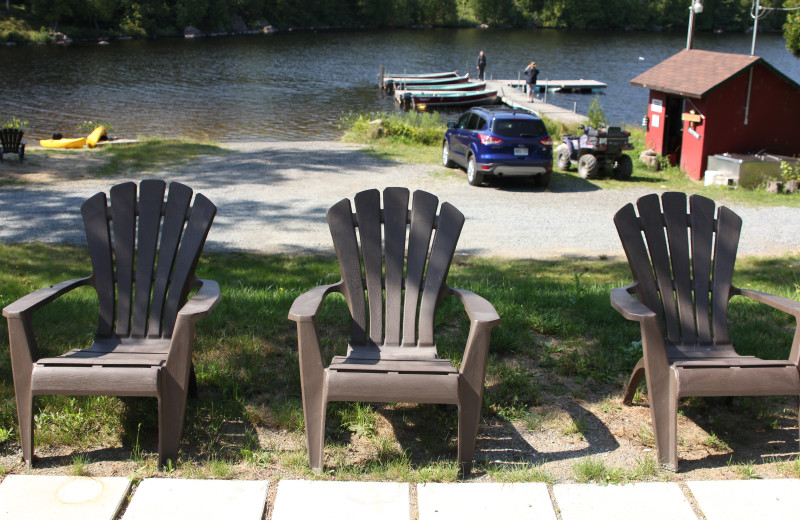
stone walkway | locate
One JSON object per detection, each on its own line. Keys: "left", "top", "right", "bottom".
{"left": 1, "top": 475, "right": 798, "bottom": 520}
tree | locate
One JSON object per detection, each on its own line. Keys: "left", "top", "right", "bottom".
{"left": 784, "top": 0, "right": 800, "bottom": 55}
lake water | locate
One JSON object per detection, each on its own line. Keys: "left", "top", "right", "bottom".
{"left": 2, "top": 28, "right": 798, "bottom": 141}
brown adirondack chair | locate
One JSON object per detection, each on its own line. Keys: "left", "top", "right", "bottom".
{"left": 0, "top": 128, "right": 26, "bottom": 162}
{"left": 3, "top": 180, "right": 219, "bottom": 467}
{"left": 288, "top": 187, "right": 500, "bottom": 475}
{"left": 611, "top": 192, "right": 800, "bottom": 470}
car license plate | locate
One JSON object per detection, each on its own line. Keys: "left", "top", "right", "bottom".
{"left": 514, "top": 147, "right": 528, "bottom": 156}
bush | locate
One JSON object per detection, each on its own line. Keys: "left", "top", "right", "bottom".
{"left": 341, "top": 111, "right": 446, "bottom": 146}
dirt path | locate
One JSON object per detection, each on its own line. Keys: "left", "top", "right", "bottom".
{"left": 1, "top": 141, "right": 798, "bottom": 259}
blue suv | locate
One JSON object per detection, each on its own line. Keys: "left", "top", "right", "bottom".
{"left": 442, "top": 105, "right": 553, "bottom": 187}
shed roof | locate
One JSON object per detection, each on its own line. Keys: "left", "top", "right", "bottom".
{"left": 630, "top": 49, "right": 760, "bottom": 99}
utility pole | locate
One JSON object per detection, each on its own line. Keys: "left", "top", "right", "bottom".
{"left": 751, "top": 0, "right": 761, "bottom": 55}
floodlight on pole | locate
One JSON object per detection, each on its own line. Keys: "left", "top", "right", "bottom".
{"left": 686, "top": 0, "right": 703, "bottom": 50}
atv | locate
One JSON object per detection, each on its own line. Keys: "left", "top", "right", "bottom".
{"left": 556, "top": 125, "right": 634, "bottom": 180}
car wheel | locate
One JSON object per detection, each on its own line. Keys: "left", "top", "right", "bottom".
{"left": 614, "top": 154, "right": 633, "bottom": 179}
{"left": 578, "top": 154, "right": 599, "bottom": 179}
{"left": 556, "top": 144, "right": 572, "bottom": 171}
{"left": 442, "top": 140, "right": 456, "bottom": 168}
{"left": 467, "top": 156, "right": 483, "bottom": 186}
{"left": 533, "top": 171, "right": 551, "bottom": 188}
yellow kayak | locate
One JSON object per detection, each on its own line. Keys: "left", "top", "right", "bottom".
{"left": 86, "top": 126, "right": 106, "bottom": 148}
{"left": 40, "top": 137, "right": 86, "bottom": 149}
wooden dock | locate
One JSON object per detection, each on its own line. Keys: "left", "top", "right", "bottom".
{"left": 502, "top": 79, "right": 606, "bottom": 93}
{"left": 485, "top": 80, "right": 588, "bottom": 125}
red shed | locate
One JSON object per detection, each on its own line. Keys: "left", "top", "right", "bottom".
{"left": 631, "top": 49, "right": 800, "bottom": 181}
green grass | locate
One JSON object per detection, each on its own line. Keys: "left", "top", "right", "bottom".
{"left": 21, "top": 138, "right": 230, "bottom": 180}
{"left": 0, "top": 244, "right": 797, "bottom": 480}
{"left": 94, "top": 138, "right": 230, "bottom": 176}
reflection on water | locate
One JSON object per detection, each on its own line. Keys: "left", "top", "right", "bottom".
{"left": 1, "top": 28, "right": 798, "bottom": 141}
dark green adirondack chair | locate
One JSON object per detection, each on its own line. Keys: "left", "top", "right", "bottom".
{"left": 289, "top": 187, "right": 500, "bottom": 476}
{"left": 3, "top": 180, "right": 219, "bottom": 467}
{"left": 611, "top": 192, "right": 800, "bottom": 470}
{"left": 0, "top": 128, "right": 26, "bottom": 162}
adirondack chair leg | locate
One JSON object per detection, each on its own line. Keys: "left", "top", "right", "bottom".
{"left": 622, "top": 357, "right": 645, "bottom": 405}
{"left": 648, "top": 371, "right": 679, "bottom": 471}
{"left": 457, "top": 397, "right": 481, "bottom": 477}
{"left": 15, "top": 391, "right": 34, "bottom": 467}
{"left": 7, "top": 317, "right": 36, "bottom": 467}
{"left": 157, "top": 372, "right": 190, "bottom": 468}
{"left": 303, "top": 393, "right": 327, "bottom": 473}
{"left": 296, "top": 323, "right": 328, "bottom": 473}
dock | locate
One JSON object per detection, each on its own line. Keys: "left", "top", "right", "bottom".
{"left": 485, "top": 80, "right": 589, "bottom": 125}
{"left": 501, "top": 79, "right": 606, "bottom": 93}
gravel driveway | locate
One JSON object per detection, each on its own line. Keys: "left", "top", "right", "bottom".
{"left": 1, "top": 140, "right": 798, "bottom": 259}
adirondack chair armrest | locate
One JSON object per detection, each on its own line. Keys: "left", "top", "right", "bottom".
{"left": 732, "top": 287, "right": 800, "bottom": 319}
{"left": 2, "top": 276, "right": 93, "bottom": 319}
{"left": 448, "top": 287, "right": 499, "bottom": 378}
{"left": 288, "top": 282, "right": 343, "bottom": 323}
{"left": 448, "top": 287, "right": 500, "bottom": 327}
{"left": 177, "top": 279, "right": 221, "bottom": 321}
{"left": 610, "top": 284, "right": 657, "bottom": 322}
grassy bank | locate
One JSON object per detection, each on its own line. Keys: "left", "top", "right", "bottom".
{"left": 0, "top": 244, "right": 798, "bottom": 480}
{"left": 340, "top": 110, "right": 800, "bottom": 208}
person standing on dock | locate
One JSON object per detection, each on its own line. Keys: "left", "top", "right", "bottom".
{"left": 524, "top": 61, "right": 539, "bottom": 102}
{"left": 477, "top": 51, "right": 487, "bottom": 80}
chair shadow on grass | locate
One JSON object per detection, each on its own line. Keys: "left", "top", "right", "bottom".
{"left": 341, "top": 401, "right": 620, "bottom": 475}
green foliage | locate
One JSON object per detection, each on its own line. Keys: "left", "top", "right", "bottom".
{"left": 586, "top": 95, "right": 606, "bottom": 128}
{"left": 76, "top": 120, "right": 114, "bottom": 133}
{"left": 336, "top": 402, "right": 378, "bottom": 438}
{"left": 785, "top": 0, "right": 800, "bottom": 56}
{"left": 780, "top": 160, "right": 800, "bottom": 181}
{"left": 1, "top": 0, "right": 793, "bottom": 41}
{"left": 340, "top": 111, "right": 446, "bottom": 146}
{"left": 2, "top": 117, "right": 27, "bottom": 130}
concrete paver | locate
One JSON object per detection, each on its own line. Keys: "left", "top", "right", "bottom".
{"left": 0, "top": 475, "right": 130, "bottom": 520}
{"left": 553, "top": 482, "right": 697, "bottom": 520}
{"left": 688, "top": 479, "right": 800, "bottom": 520}
{"left": 271, "top": 479, "right": 409, "bottom": 520}
{"left": 121, "top": 478, "right": 268, "bottom": 520}
{"left": 417, "top": 482, "right": 557, "bottom": 520}
{"left": 3, "top": 476, "right": 800, "bottom": 519}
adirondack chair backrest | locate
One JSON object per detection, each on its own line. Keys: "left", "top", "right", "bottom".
{"left": 0, "top": 128, "right": 24, "bottom": 152}
{"left": 327, "top": 188, "right": 465, "bottom": 352}
{"left": 614, "top": 192, "right": 742, "bottom": 347}
{"left": 81, "top": 180, "right": 216, "bottom": 340}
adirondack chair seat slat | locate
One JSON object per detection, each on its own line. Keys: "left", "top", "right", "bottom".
{"left": 290, "top": 187, "right": 499, "bottom": 476}
{"left": 671, "top": 358, "right": 794, "bottom": 368}
{"left": 611, "top": 192, "right": 800, "bottom": 471}
{"left": 329, "top": 356, "right": 458, "bottom": 374}
{"left": 36, "top": 351, "right": 170, "bottom": 366}
{"left": 3, "top": 180, "right": 218, "bottom": 468}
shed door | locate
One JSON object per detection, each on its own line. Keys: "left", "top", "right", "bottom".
{"left": 664, "top": 96, "right": 683, "bottom": 165}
